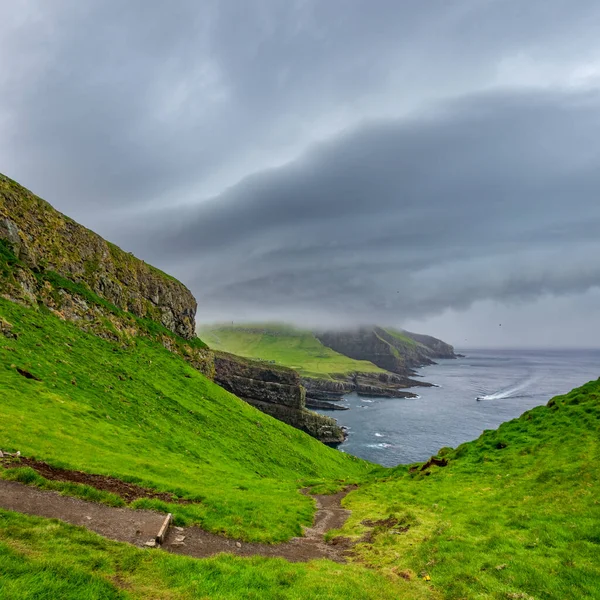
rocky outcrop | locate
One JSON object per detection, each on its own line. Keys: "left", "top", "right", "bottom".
{"left": 0, "top": 173, "right": 196, "bottom": 339}
{"left": 302, "top": 370, "right": 428, "bottom": 404}
{"left": 302, "top": 377, "right": 354, "bottom": 402}
{"left": 315, "top": 326, "right": 457, "bottom": 378}
{"left": 401, "top": 330, "right": 457, "bottom": 359}
{"left": 213, "top": 352, "right": 345, "bottom": 444}
{"left": 304, "top": 398, "right": 349, "bottom": 411}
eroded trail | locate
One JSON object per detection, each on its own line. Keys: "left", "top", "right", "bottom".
{"left": 0, "top": 479, "right": 356, "bottom": 562}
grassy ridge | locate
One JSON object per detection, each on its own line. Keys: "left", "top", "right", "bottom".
{"left": 0, "top": 299, "right": 371, "bottom": 542}
{"left": 199, "top": 324, "right": 384, "bottom": 379}
{"left": 335, "top": 380, "right": 600, "bottom": 599}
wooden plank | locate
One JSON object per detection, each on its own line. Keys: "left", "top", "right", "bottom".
{"left": 155, "top": 512, "right": 172, "bottom": 545}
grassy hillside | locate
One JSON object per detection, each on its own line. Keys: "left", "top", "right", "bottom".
{"left": 333, "top": 379, "right": 600, "bottom": 599}
{"left": 382, "top": 327, "right": 418, "bottom": 346}
{"left": 0, "top": 510, "right": 410, "bottom": 600}
{"left": 2, "top": 362, "right": 598, "bottom": 598}
{"left": 199, "top": 324, "right": 384, "bottom": 379}
{"left": 0, "top": 298, "right": 373, "bottom": 542}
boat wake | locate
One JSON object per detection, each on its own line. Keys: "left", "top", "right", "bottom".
{"left": 476, "top": 376, "right": 538, "bottom": 401}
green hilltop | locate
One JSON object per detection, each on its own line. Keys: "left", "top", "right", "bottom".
{"left": 199, "top": 323, "right": 385, "bottom": 379}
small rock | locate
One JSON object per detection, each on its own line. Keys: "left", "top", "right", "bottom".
{"left": 235, "top": 542, "right": 242, "bottom": 548}
{"left": 144, "top": 540, "right": 157, "bottom": 548}
{"left": 174, "top": 526, "right": 184, "bottom": 532}
{"left": 174, "top": 535, "right": 186, "bottom": 542}
{"left": 85, "top": 516, "right": 92, "bottom": 520}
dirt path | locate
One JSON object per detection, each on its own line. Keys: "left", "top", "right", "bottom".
{"left": 0, "top": 480, "right": 355, "bottom": 562}
{"left": 0, "top": 479, "right": 166, "bottom": 546}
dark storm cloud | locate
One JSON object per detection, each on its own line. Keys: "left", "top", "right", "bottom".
{"left": 131, "top": 89, "right": 600, "bottom": 325}
{"left": 2, "top": 1, "right": 600, "bottom": 338}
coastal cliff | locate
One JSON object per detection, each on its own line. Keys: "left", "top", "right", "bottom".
{"left": 302, "top": 370, "right": 428, "bottom": 406}
{"left": 213, "top": 352, "right": 345, "bottom": 443}
{"left": 315, "top": 326, "right": 457, "bottom": 377}
{"left": 0, "top": 174, "right": 196, "bottom": 339}
{"left": 199, "top": 323, "right": 457, "bottom": 407}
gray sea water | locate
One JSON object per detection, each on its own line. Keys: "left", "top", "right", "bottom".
{"left": 315, "top": 349, "right": 600, "bottom": 467}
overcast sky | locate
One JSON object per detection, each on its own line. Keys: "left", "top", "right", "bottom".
{"left": 2, "top": 0, "right": 600, "bottom": 347}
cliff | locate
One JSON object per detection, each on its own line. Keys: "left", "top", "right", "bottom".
{"left": 213, "top": 352, "right": 345, "bottom": 443}
{"left": 302, "top": 370, "right": 427, "bottom": 406}
{"left": 200, "top": 322, "right": 457, "bottom": 405}
{"left": 0, "top": 174, "right": 196, "bottom": 339}
{"left": 315, "top": 326, "right": 457, "bottom": 377}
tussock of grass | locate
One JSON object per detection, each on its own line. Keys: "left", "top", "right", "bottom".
{"left": 199, "top": 324, "right": 384, "bottom": 379}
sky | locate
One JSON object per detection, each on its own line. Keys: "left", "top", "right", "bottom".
{"left": 2, "top": 0, "right": 600, "bottom": 347}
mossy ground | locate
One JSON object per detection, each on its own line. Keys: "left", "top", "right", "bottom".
{"left": 199, "top": 324, "right": 384, "bottom": 379}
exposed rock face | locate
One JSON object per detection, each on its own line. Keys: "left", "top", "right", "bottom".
{"left": 214, "top": 352, "right": 305, "bottom": 409}
{"left": 0, "top": 174, "right": 196, "bottom": 339}
{"left": 302, "top": 370, "right": 428, "bottom": 404}
{"left": 213, "top": 352, "right": 345, "bottom": 444}
{"left": 401, "top": 330, "right": 457, "bottom": 359}
{"left": 315, "top": 326, "right": 457, "bottom": 377}
{"left": 302, "top": 377, "right": 354, "bottom": 402}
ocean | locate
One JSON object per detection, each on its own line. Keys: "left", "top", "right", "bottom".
{"left": 315, "top": 348, "right": 600, "bottom": 467}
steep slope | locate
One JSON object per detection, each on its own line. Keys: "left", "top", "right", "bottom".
{"left": 316, "top": 326, "right": 457, "bottom": 376}
{"left": 0, "top": 173, "right": 196, "bottom": 339}
{"left": 0, "top": 297, "right": 370, "bottom": 542}
{"left": 0, "top": 173, "right": 342, "bottom": 441}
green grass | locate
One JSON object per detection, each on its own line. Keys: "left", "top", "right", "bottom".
{"left": 198, "top": 324, "right": 384, "bottom": 379}
{"left": 381, "top": 327, "right": 417, "bottom": 346}
{"left": 334, "top": 380, "right": 600, "bottom": 599}
{"left": 1, "top": 295, "right": 599, "bottom": 597}
{"left": 0, "top": 510, "right": 413, "bottom": 600}
{"left": 2, "top": 276, "right": 599, "bottom": 598}
{"left": 4, "top": 382, "right": 597, "bottom": 599}
{"left": 0, "top": 298, "right": 372, "bottom": 542}
{"left": 0, "top": 467, "right": 126, "bottom": 507}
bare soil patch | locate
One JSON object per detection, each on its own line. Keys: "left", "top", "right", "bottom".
{"left": 0, "top": 477, "right": 358, "bottom": 562}
{"left": 4, "top": 456, "right": 192, "bottom": 504}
